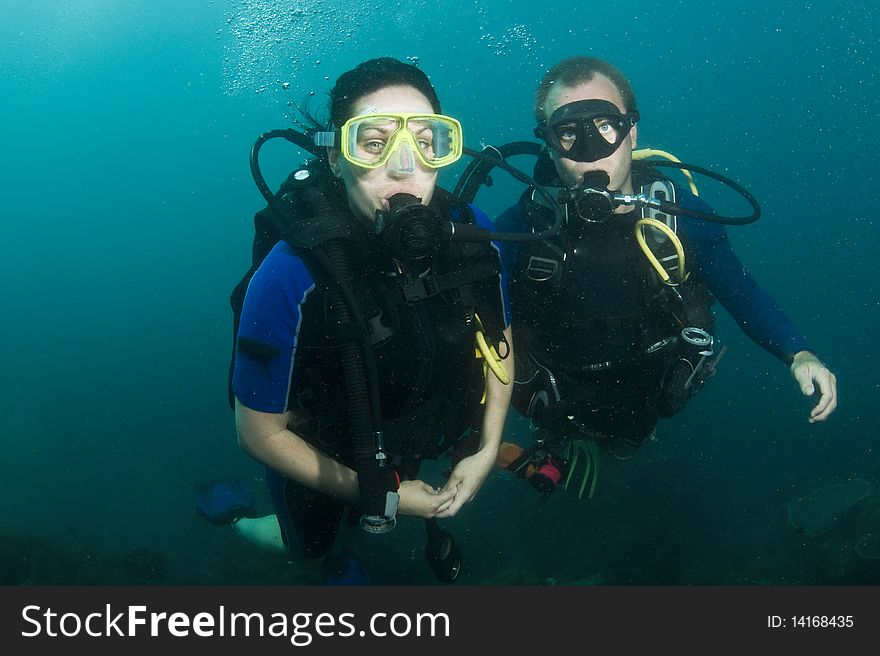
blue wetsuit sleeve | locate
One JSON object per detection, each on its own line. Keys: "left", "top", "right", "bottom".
{"left": 682, "top": 194, "right": 810, "bottom": 363}
{"left": 232, "top": 242, "right": 317, "bottom": 412}
{"left": 472, "top": 203, "right": 512, "bottom": 327}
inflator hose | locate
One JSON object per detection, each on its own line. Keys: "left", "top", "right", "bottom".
{"left": 303, "top": 189, "right": 396, "bottom": 525}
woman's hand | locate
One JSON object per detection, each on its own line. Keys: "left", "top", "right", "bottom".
{"left": 434, "top": 447, "right": 497, "bottom": 518}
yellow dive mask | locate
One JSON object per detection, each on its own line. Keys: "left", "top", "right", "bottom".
{"left": 315, "top": 112, "right": 463, "bottom": 170}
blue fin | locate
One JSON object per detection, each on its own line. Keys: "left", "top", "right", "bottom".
{"left": 194, "top": 480, "right": 255, "bottom": 525}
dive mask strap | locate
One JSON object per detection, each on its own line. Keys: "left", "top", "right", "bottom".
{"left": 313, "top": 130, "right": 338, "bottom": 148}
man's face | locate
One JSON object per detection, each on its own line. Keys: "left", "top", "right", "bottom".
{"left": 543, "top": 73, "right": 638, "bottom": 200}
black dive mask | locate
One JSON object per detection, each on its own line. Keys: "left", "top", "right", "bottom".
{"left": 374, "top": 193, "right": 443, "bottom": 263}
{"left": 535, "top": 99, "right": 639, "bottom": 163}
{"left": 559, "top": 171, "right": 618, "bottom": 224}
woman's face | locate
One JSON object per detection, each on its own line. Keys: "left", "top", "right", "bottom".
{"left": 329, "top": 85, "right": 439, "bottom": 224}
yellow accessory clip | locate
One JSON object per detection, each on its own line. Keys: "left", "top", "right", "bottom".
{"left": 474, "top": 313, "right": 510, "bottom": 403}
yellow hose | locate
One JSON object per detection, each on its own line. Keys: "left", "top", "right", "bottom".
{"left": 633, "top": 148, "right": 700, "bottom": 196}
{"left": 635, "top": 218, "right": 689, "bottom": 286}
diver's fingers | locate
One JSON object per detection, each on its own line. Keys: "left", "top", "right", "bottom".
{"left": 437, "top": 480, "right": 474, "bottom": 518}
{"left": 809, "top": 371, "right": 838, "bottom": 423}
{"left": 439, "top": 475, "right": 461, "bottom": 495}
{"left": 399, "top": 480, "right": 455, "bottom": 518}
{"left": 792, "top": 365, "right": 815, "bottom": 396}
{"left": 447, "top": 481, "right": 481, "bottom": 517}
{"left": 436, "top": 490, "right": 469, "bottom": 518}
{"left": 434, "top": 502, "right": 458, "bottom": 519}
{"left": 790, "top": 353, "right": 838, "bottom": 423}
{"left": 791, "top": 352, "right": 825, "bottom": 395}
{"left": 434, "top": 491, "right": 462, "bottom": 518}
{"left": 433, "top": 485, "right": 456, "bottom": 503}
{"left": 426, "top": 488, "right": 456, "bottom": 519}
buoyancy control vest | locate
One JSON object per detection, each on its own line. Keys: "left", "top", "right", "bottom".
{"left": 228, "top": 164, "right": 507, "bottom": 477}
{"left": 511, "top": 163, "right": 717, "bottom": 422}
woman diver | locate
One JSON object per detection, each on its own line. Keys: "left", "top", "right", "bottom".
{"left": 209, "top": 57, "right": 514, "bottom": 584}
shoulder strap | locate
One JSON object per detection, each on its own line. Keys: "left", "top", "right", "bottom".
{"left": 431, "top": 186, "right": 476, "bottom": 225}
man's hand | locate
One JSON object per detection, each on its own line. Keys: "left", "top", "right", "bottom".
{"left": 397, "top": 480, "right": 456, "bottom": 518}
{"left": 790, "top": 350, "right": 838, "bottom": 423}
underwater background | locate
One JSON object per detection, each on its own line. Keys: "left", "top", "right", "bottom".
{"left": 1, "top": 0, "right": 878, "bottom": 586}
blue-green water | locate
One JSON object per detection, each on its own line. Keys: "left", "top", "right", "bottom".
{"left": 1, "top": 0, "right": 878, "bottom": 585}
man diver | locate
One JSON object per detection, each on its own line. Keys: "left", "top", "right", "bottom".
{"left": 494, "top": 56, "right": 837, "bottom": 490}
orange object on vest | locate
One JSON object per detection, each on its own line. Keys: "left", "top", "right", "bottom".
{"left": 495, "top": 442, "right": 537, "bottom": 478}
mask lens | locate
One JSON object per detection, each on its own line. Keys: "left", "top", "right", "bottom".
{"left": 594, "top": 116, "right": 622, "bottom": 145}
{"left": 403, "top": 115, "right": 461, "bottom": 166}
{"left": 540, "top": 100, "right": 638, "bottom": 163}
{"left": 406, "top": 117, "right": 438, "bottom": 160}
{"left": 342, "top": 114, "right": 462, "bottom": 169}
{"left": 347, "top": 116, "right": 403, "bottom": 166}
{"left": 552, "top": 123, "right": 579, "bottom": 153}
{"left": 549, "top": 114, "right": 623, "bottom": 161}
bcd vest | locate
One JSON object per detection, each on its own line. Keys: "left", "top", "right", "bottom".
{"left": 229, "top": 172, "right": 506, "bottom": 477}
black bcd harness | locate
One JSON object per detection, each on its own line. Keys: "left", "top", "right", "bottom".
{"left": 228, "top": 163, "right": 507, "bottom": 476}
{"left": 501, "top": 151, "right": 721, "bottom": 439}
